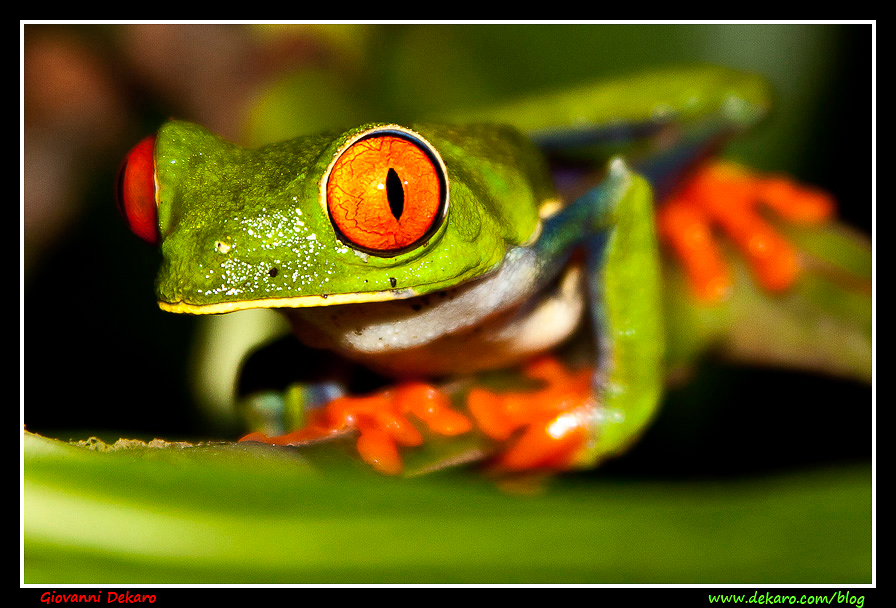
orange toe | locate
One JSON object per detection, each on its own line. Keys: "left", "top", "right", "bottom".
{"left": 758, "top": 177, "right": 835, "bottom": 224}
{"left": 659, "top": 160, "right": 836, "bottom": 301}
{"left": 467, "top": 357, "right": 596, "bottom": 472}
{"left": 356, "top": 426, "right": 404, "bottom": 475}
{"left": 658, "top": 197, "right": 732, "bottom": 302}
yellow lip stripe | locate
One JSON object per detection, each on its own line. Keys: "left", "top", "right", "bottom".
{"left": 158, "top": 288, "right": 418, "bottom": 315}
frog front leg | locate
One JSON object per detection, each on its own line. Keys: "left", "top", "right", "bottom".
{"left": 236, "top": 336, "right": 370, "bottom": 437}
{"left": 467, "top": 159, "right": 664, "bottom": 470}
{"left": 236, "top": 336, "right": 477, "bottom": 474}
{"left": 238, "top": 338, "right": 481, "bottom": 475}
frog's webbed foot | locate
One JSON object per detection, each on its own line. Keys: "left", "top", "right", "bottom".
{"left": 467, "top": 357, "right": 596, "bottom": 471}
{"left": 657, "top": 161, "right": 835, "bottom": 302}
{"left": 239, "top": 358, "right": 599, "bottom": 475}
{"left": 241, "top": 382, "right": 473, "bottom": 475}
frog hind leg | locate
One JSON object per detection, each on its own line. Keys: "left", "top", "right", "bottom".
{"left": 612, "top": 115, "right": 837, "bottom": 303}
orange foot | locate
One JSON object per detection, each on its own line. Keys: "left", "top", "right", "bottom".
{"left": 240, "top": 382, "right": 472, "bottom": 475}
{"left": 658, "top": 161, "right": 835, "bottom": 302}
{"left": 467, "top": 357, "right": 596, "bottom": 472}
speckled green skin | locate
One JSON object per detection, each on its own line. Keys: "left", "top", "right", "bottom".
{"left": 154, "top": 121, "right": 553, "bottom": 310}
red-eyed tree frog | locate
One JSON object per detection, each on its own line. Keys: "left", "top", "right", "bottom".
{"left": 115, "top": 66, "right": 867, "bottom": 476}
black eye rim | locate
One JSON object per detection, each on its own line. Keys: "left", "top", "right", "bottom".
{"left": 323, "top": 126, "right": 450, "bottom": 258}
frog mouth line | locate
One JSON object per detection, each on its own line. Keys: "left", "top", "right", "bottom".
{"left": 157, "top": 287, "right": 422, "bottom": 315}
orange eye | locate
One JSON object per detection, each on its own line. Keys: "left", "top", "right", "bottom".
{"left": 326, "top": 130, "right": 447, "bottom": 255}
{"left": 115, "top": 134, "right": 160, "bottom": 245}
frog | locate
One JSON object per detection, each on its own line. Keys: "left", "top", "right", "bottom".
{"left": 115, "top": 65, "right": 858, "bottom": 476}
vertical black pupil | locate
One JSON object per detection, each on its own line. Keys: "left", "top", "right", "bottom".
{"left": 385, "top": 168, "right": 404, "bottom": 220}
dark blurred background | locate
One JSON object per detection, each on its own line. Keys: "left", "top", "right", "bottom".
{"left": 22, "top": 23, "right": 871, "bottom": 478}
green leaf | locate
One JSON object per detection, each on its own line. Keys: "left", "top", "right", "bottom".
{"left": 24, "top": 431, "right": 870, "bottom": 583}
{"left": 663, "top": 220, "right": 872, "bottom": 383}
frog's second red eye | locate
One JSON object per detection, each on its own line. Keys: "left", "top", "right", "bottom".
{"left": 325, "top": 129, "right": 447, "bottom": 256}
{"left": 115, "top": 134, "right": 160, "bottom": 245}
